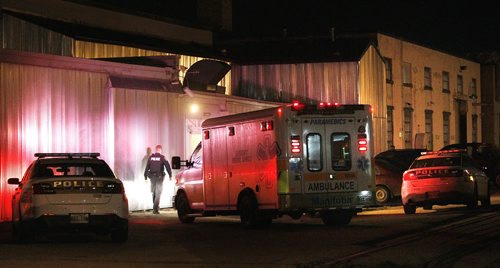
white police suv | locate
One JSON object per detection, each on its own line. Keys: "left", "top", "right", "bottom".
{"left": 8, "top": 153, "right": 129, "bottom": 242}
{"left": 401, "top": 150, "right": 491, "bottom": 214}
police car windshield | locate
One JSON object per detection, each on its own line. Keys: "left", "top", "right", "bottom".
{"left": 411, "top": 156, "right": 461, "bottom": 169}
{"left": 33, "top": 162, "right": 115, "bottom": 178}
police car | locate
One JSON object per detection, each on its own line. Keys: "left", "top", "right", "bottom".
{"left": 401, "top": 150, "right": 491, "bottom": 214}
{"left": 8, "top": 153, "right": 129, "bottom": 242}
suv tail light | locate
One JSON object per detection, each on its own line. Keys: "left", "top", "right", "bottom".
{"left": 403, "top": 171, "right": 416, "bottom": 181}
{"left": 33, "top": 183, "right": 56, "bottom": 194}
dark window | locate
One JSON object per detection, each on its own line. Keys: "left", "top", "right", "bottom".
{"left": 331, "top": 133, "right": 351, "bottom": 171}
{"left": 457, "top": 75, "right": 463, "bottom": 95}
{"left": 387, "top": 106, "right": 394, "bottom": 148}
{"left": 307, "top": 133, "right": 323, "bottom": 171}
{"left": 404, "top": 108, "right": 413, "bottom": 148}
{"left": 442, "top": 71, "right": 450, "bottom": 93}
{"left": 384, "top": 57, "right": 393, "bottom": 83}
{"left": 472, "top": 114, "right": 478, "bottom": 142}
{"left": 470, "top": 78, "right": 477, "bottom": 97}
{"left": 425, "top": 110, "right": 433, "bottom": 150}
{"left": 443, "top": 112, "right": 451, "bottom": 146}
{"left": 424, "top": 67, "right": 432, "bottom": 89}
{"left": 402, "top": 62, "right": 412, "bottom": 87}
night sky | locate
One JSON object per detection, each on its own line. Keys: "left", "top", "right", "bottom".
{"left": 232, "top": 0, "right": 500, "bottom": 56}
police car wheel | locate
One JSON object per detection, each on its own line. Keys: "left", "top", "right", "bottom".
{"left": 403, "top": 204, "right": 416, "bottom": 215}
{"left": 177, "top": 192, "right": 195, "bottom": 224}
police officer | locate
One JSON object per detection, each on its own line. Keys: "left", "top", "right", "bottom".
{"left": 144, "top": 144, "right": 172, "bottom": 214}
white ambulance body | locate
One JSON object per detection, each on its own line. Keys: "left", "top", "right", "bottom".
{"left": 172, "top": 102, "right": 376, "bottom": 226}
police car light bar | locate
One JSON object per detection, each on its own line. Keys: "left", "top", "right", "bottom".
{"left": 420, "top": 149, "right": 467, "bottom": 155}
{"left": 35, "top": 153, "right": 101, "bottom": 158}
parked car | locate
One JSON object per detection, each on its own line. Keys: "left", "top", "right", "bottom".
{"left": 440, "top": 143, "right": 500, "bottom": 188}
{"left": 374, "top": 149, "right": 427, "bottom": 203}
{"left": 401, "top": 150, "right": 490, "bottom": 214}
{"left": 8, "top": 153, "right": 129, "bottom": 242}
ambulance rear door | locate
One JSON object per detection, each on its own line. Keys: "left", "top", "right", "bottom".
{"left": 302, "top": 115, "right": 359, "bottom": 197}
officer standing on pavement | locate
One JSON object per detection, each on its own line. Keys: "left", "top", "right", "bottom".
{"left": 144, "top": 144, "right": 172, "bottom": 214}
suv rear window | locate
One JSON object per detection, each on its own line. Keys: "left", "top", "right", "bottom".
{"left": 33, "top": 161, "right": 114, "bottom": 178}
{"left": 411, "top": 156, "right": 461, "bottom": 169}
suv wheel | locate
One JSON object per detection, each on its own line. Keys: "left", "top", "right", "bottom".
{"left": 375, "top": 185, "right": 391, "bottom": 203}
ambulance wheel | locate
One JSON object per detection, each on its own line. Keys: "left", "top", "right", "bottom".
{"left": 403, "top": 204, "right": 416, "bottom": 215}
{"left": 239, "top": 193, "right": 258, "bottom": 227}
{"left": 111, "top": 225, "right": 128, "bottom": 243}
{"left": 319, "top": 210, "right": 353, "bottom": 226}
{"left": 176, "top": 192, "right": 195, "bottom": 224}
{"left": 375, "top": 185, "right": 391, "bottom": 203}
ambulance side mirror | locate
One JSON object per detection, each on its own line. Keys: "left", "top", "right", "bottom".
{"left": 172, "top": 156, "right": 192, "bottom": 169}
{"left": 172, "top": 156, "right": 182, "bottom": 169}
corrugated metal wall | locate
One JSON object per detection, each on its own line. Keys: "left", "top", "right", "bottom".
{"left": 1, "top": 13, "right": 73, "bottom": 56}
{"left": 359, "top": 46, "right": 387, "bottom": 154}
{"left": 231, "top": 62, "right": 360, "bottom": 104}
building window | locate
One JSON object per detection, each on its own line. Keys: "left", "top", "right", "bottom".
{"left": 424, "top": 67, "right": 432, "bottom": 90}
{"left": 443, "top": 112, "right": 451, "bottom": 146}
{"left": 425, "top": 110, "right": 433, "bottom": 150}
{"left": 402, "top": 62, "right": 412, "bottom": 87}
{"left": 470, "top": 78, "right": 477, "bottom": 98}
{"left": 404, "top": 108, "right": 413, "bottom": 148}
{"left": 472, "top": 114, "right": 478, "bottom": 142}
{"left": 384, "top": 57, "right": 393, "bottom": 83}
{"left": 387, "top": 106, "right": 394, "bottom": 148}
{"left": 457, "top": 75, "right": 463, "bottom": 95}
{"left": 496, "top": 65, "right": 500, "bottom": 102}
{"left": 442, "top": 71, "right": 450, "bottom": 93}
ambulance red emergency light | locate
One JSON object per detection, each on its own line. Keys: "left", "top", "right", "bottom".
{"left": 171, "top": 101, "right": 376, "bottom": 226}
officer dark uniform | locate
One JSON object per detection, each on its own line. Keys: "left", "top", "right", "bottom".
{"left": 144, "top": 145, "right": 172, "bottom": 214}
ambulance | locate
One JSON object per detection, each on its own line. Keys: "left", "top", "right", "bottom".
{"left": 172, "top": 102, "right": 376, "bottom": 226}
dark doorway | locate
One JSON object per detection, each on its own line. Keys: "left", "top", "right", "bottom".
{"left": 458, "top": 100, "right": 467, "bottom": 143}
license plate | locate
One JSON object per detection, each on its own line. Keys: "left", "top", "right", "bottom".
{"left": 70, "top": 213, "right": 89, "bottom": 224}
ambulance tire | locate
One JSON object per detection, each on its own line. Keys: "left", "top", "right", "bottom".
{"left": 176, "top": 192, "right": 195, "bottom": 224}
{"left": 239, "top": 193, "right": 258, "bottom": 227}
{"left": 319, "top": 210, "right": 353, "bottom": 226}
